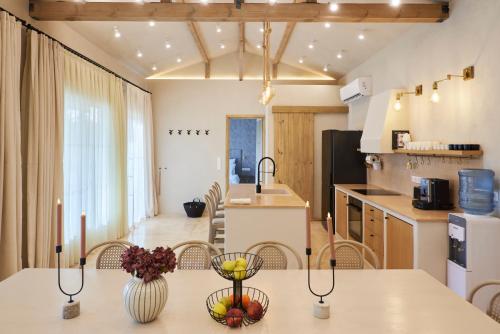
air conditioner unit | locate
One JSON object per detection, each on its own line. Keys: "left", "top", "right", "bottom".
{"left": 340, "top": 77, "right": 372, "bottom": 104}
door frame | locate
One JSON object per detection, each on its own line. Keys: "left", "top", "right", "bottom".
{"left": 225, "top": 114, "right": 266, "bottom": 193}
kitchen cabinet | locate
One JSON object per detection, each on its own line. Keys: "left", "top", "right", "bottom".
{"left": 335, "top": 190, "right": 348, "bottom": 239}
{"left": 386, "top": 214, "right": 414, "bottom": 269}
{"left": 364, "top": 204, "right": 384, "bottom": 267}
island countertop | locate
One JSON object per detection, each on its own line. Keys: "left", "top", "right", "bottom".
{"left": 335, "top": 184, "right": 456, "bottom": 223}
{"left": 224, "top": 184, "right": 306, "bottom": 208}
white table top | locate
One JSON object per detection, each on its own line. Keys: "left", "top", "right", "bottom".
{"left": 1, "top": 269, "right": 498, "bottom": 333}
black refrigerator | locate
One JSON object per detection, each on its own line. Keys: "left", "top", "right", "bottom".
{"left": 321, "top": 130, "right": 366, "bottom": 229}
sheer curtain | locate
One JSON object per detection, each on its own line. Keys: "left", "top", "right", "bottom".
{"left": 126, "top": 84, "right": 157, "bottom": 229}
{"left": 21, "top": 30, "right": 64, "bottom": 269}
{"left": 0, "top": 11, "right": 22, "bottom": 280}
{"left": 63, "top": 52, "right": 127, "bottom": 266}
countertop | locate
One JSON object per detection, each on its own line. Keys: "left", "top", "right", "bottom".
{"left": 2, "top": 269, "right": 498, "bottom": 334}
{"left": 224, "top": 183, "right": 306, "bottom": 208}
{"left": 335, "top": 184, "right": 456, "bottom": 222}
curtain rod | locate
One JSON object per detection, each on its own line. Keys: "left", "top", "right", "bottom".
{"left": 0, "top": 6, "right": 152, "bottom": 95}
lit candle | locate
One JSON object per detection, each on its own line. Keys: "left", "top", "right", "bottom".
{"left": 56, "top": 199, "right": 62, "bottom": 247}
{"left": 81, "top": 211, "right": 86, "bottom": 259}
{"left": 327, "top": 213, "right": 336, "bottom": 260}
{"left": 305, "top": 201, "right": 311, "bottom": 249}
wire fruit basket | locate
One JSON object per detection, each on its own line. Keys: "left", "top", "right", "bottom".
{"left": 206, "top": 252, "right": 269, "bottom": 327}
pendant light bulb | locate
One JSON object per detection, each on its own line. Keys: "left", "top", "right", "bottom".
{"left": 431, "top": 82, "right": 440, "bottom": 103}
{"left": 394, "top": 95, "right": 402, "bottom": 111}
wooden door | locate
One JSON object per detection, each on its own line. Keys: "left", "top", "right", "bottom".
{"left": 335, "top": 190, "right": 348, "bottom": 238}
{"left": 274, "top": 112, "right": 314, "bottom": 207}
{"left": 386, "top": 214, "right": 414, "bottom": 269}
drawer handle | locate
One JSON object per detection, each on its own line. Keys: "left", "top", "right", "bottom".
{"left": 370, "top": 209, "right": 374, "bottom": 212}
{"left": 370, "top": 234, "right": 374, "bottom": 237}
{"left": 370, "top": 219, "right": 374, "bottom": 222}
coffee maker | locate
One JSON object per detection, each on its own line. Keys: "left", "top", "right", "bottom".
{"left": 412, "top": 178, "right": 453, "bottom": 210}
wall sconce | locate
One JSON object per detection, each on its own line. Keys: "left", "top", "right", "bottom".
{"left": 431, "top": 65, "right": 474, "bottom": 103}
{"left": 394, "top": 85, "right": 423, "bottom": 111}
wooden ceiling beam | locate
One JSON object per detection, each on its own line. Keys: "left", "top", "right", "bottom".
{"left": 29, "top": 2, "right": 449, "bottom": 23}
{"left": 272, "top": 22, "right": 296, "bottom": 79}
{"left": 186, "top": 21, "right": 210, "bottom": 79}
{"left": 238, "top": 22, "right": 245, "bottom": 81}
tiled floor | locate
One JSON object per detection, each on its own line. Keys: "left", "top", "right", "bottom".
{"left": 86, "top": 213, "right": 331, "bottom": 269}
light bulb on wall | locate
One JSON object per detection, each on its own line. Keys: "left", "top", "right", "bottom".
{"left": 165, "top": 41, "right": 172, "bottom": 49}
{"left": 149, "top": 20, "right": 156, "bottom": 27}
{"left": 394, "top": 95, "right": 402, "bottom": 111}
{"left": 324, "top": 22, "right": 331, "bottom": 29}
{"left": 431, "top": 82, "right": 440, "bottom": 103}
{"left": 298, "top": 57, "right": 304, "bottom": 64}
{"left": 390, "top": 0, "right": 401, "bottom": 7}
{"left": 329, "top": 2, "right": 339, "bottom": 12}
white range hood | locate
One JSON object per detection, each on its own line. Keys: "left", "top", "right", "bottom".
{"left": 361, "top": 89, "right": 409, "bottom": 154}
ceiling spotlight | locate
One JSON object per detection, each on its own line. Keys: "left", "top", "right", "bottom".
{"left": 219, "top": 43, "right": 225, "bottom": 49}
{"left": 308, "top": 42, "right": 315, "bottom": 49}
{"left": 216, "top": 25, "right": 222, "bottom": 33}
{"left": 176, "top": 57, "right": 182, "bottom": 63}
{"left": 165, "top": 41, "right": 172, "bottom": 49}
{"left": 390, "top": 0, "right": 401, "bottom": 7}
{"left": 113, "top": 26, "right": 121, "bottom": 38}
{"left": 323, "top": 65, "right": 329, "bottom": 72}
{"left": 336, "top": 51, "right": 343, "bottom": 59}
{"left": 137, "top": 50, "right": 143, "bottom": 58}
{"left": 324, "top": 22, "right": 331, "bottom": 29}
{"left": 200, "top": 0, "right": 208, "bottom": 4}
{"left": 329, "top": 2, "right": 339, "bottom": 12}
{"left": 152, "top": 65, "right": 157, "bottom": 71}
{"left": 298, "top": 57, "right": 304, "bottom": 64}
{"left": 358, "top": 32, "right": 365, "bottom": 40}
{"left": 149, "top": 20, "right": 156, "bottom": 27}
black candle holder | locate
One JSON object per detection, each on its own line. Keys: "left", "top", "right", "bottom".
{"left": 306, "top": 247, "right": 335, "bottom": 319}
{"left": 56, "top": 245, "right": 85, "bottom": 319}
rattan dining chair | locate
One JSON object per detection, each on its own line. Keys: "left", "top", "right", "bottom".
{"left": 209, "top": 188, "right": 224, "bottom": 218}
{"left": 245, "top": 241, "right": 303, "bottom": 270}
{"left": 213, "top": 182, "right": 224, "bottom": 210}
{"left": 86, "top": 241, "right": 134, "bottom": 269}
{"left": 205, "top": 194, "right": 225, "bottom": 245}
{"left": 172, "top": 241, "right": 223, "bottom": 270}
{"left": 316, "top": 240, "right": 380, "bottom": 269}
{"left": 468, "top": 280, "right": 500, "bottom": 323}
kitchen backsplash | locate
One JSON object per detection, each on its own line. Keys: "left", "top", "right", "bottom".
{"left": 368, "top": 154, "right": 483, "bottom": 208}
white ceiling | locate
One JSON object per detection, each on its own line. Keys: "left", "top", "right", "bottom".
{"left": 65, "top": 0, "right": 436, "bottom": 80}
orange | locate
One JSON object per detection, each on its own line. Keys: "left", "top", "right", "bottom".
{"left": 242, "top": 295, "right": 250, "bottom": 310}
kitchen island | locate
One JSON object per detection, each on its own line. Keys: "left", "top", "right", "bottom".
{"left": 224, "top": 184, "right": 306, "bottom": 268}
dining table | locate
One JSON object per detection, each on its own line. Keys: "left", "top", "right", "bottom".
{"left": 0, "top": 268, "right": 498, "bottom": 333}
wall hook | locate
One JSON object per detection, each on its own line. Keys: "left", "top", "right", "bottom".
{"left": 169, "top": 130, "right": 174, "bottom": 135}
{"left": 205, "top": 130, "right": 210, "bottom": 136}
{"left": 195, "top": 130, "right": 201, "bottom": 136}
{"left": 177, "top": 130, "right": 182, "bottom": 135}
{"left": 187, "top": 130, "right": 192, "bottom": 135}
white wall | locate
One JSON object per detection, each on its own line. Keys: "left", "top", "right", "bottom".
{"left": 343, "top": 0, "right": 500, "bottom": 214}
{"left": 151, "top": 80, "right": 347, "bottom": 217}
{"left": 0, "top": 0, "right": 146, "bottom": 88}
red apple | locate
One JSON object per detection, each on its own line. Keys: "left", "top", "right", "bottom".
{"left": 225, "top": 308, "right": 244, "bottom": 328}
{"left": 246, "top": 301, "right": 263, "bottom": 321}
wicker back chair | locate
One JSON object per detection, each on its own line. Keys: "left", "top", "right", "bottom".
{"left": 172, "top": 241, "right": 222, "bottom": 270}
{"left": 316, "top": 240, "right": 380, "bottom": 269}
{"left": 209, "top": 188, "right": 224, "bottom": 216}
{"left": 214, "top": 182, "right": 223, "bottom": 201}
{"left": 86, "top": 241, "right": 134, "bottom": 269}
{"left": 204, "top": 194, "right": 224, "bottom": 244}
{"left": 245, "top": 241, "right": 303, "bottom": 270}
{"left": 468, "top": 280, "right": 500, "bottom": 323}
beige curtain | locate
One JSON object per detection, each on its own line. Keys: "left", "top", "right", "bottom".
{"left": 0, "top": 12, "right": 22, "bottom": 280}
{"left": 21, "top": 30, "right": 64, "bottom": 268}
{"left": 63, "top": 52, "right": 127, "bottom": 266}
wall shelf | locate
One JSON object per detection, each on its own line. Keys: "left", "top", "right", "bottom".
{"left": 393, "top": 149, "right": 483, "bottom": 158}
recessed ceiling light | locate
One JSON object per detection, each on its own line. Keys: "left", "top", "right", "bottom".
{"left": 390, "top": 0, "right": 401, "bottom": 7}
{"left": 176, "top": 57, "right": 182, "bottom": 63}
{"left": 308, "top": 42, "right": 315, "bottom": 49}
{"left": 216, "top": 25, "right": 222, "bottom": 33}
{"left": 323, "top": 65, "right": 329, "bottom": 72}
{"left": 137, "top": 50, "right": 143, "bottom": 58}
{"left": 329, "top": 2, "right": 339, "bottom": 12}
{"left": 152, "top": 65, "right": 157, "bottom": 71}
{"left": 337, "top": 51, "right": 343, "bottom": 59}
{"left": 358, "top": 32, "right": 365, "bottom": 40}
{"left": 324, "top": 22, "right": 331, "bottom": 29}
{"left": 298, "top": 57, "right": 304, "bottom": 64}
{"left": 165, "top": 41, "right": 172, "bottom": 49}
{"left": 149, "top": 20, "right": 156, "bottom": 27}
{"left": 113, "top": 26, "right": 121, "bottom": 38}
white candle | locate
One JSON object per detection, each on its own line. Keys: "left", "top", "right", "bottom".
{"left": 56, "top": 199, "right": 62, "bottom": 247}
{"left": 305, "top": 201, "right": 311, "bottom": 249}
{"left": 327, "top": 213, "right": 336, "bottom": 260}
{"left": 81, "top": 211, "right": 86, "bottom": 259}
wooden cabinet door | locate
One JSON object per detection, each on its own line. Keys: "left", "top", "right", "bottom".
{"left": 273, "top": 112, "right": 314, "bottom": 207}
{"left": 335, "top": 190, "right": 348, "bottom": 238}
{"left": 386, "top": 215, "right": 414, "bottom": 269}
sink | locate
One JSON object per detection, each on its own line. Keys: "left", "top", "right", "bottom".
{"left": 259, "top": 188, "right": 290, "bottom": 196}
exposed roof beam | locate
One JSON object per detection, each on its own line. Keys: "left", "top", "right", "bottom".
{"left": 186, "top": 21, "right": 210, "bottom": 79}
{"left": 238, "top": 22, "right": 245, "bottom": 81}
{"left": 272, "top": 22, "right": 296, "bottom": 79}
{"left": 29, "top": 2, "right": 449, "bottom": 23}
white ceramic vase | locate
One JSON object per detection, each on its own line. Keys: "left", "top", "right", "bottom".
{"left": 123, "top": 276, "right": 168, "bottom": 323}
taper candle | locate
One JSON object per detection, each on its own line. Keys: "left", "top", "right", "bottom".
{"left": 327, "top": 213, "right": 336, "bottom": 260}
{"left": 305, "top": 201, "right": 311, "bottom": 249}
{"left": 81, "top": 211, "right": 86, "bottom": 259}
{"left": 57, "top": 199, "right": 62, "bottom": 247}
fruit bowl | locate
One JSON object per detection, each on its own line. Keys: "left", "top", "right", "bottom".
{"left": 206, "top": 286, "right": 270, "bottom": 327}
{"left": 211, "top": 252, "right": 263, "bottom": 281}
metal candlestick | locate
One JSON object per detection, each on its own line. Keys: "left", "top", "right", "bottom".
{"left": 306, "top": 248, "right": 335, "bottom": 319}
{"left": 56, "top": 245, "right": 85, "bottom": 319}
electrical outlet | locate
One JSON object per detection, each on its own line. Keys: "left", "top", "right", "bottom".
{"left": 411, "top": 176, "right": 422, "bottom": 184}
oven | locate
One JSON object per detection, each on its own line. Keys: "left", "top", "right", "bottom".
{"left": 348, "top": 197, "right": 363, "bottom": 243}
